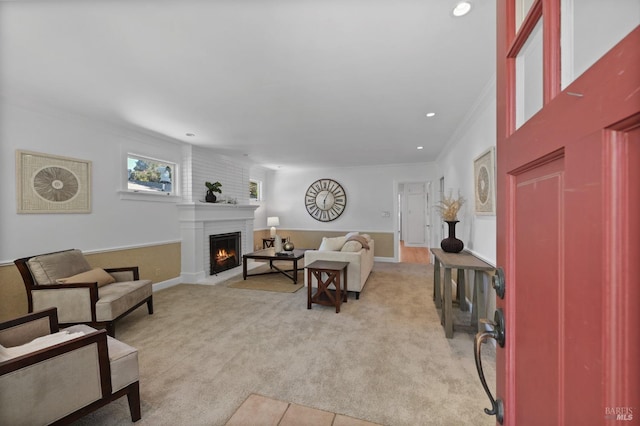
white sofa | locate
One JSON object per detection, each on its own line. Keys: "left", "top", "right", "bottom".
{"left": 304, "top": 234, "right": 374, "bottom": 299}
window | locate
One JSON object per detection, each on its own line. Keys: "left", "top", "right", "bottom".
{"left": 127, "top": 154, "right": 177, "bottom": 196}
{"left": 249, "top": 179, "right": 262, "bottom": 201}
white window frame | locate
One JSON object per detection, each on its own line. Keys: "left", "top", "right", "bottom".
{"left": 120, "top": 153, "right": 180, "bottom": 202}
{"left": 249, "top": 179, "right": 263, "bottom": 202}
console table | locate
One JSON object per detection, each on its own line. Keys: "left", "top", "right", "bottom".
{"left": 431, "top": 248, "right": 495, "bottom": 338}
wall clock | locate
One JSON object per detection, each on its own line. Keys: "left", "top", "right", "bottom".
{"left": 305, "top": 178, "right": 346, "bottom": 222}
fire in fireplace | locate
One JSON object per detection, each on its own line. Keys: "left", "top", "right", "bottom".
{"left": 209, "top": 232, "right": 241, "bottom": 275}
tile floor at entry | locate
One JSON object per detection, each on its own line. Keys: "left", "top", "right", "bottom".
{"left": 226, "top": 394, "right": 382, "bottom": 426}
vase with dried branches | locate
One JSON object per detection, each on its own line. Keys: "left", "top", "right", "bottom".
{"left": 436, "top": 191, "right": 466, "bottom": 253}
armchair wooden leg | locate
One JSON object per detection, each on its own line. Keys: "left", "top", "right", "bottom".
{"left": 146, "top": 296, "right": 154, "bottom": 315}
{"left": 106, "top": 322, "right": 116, "bottom": 337}
{"left": 126, "top": 381, "right": 142, "bottom": 422}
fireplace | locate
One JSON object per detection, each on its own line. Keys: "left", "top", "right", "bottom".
{"left": 209, "top": 232, "right": 241, "bottom": 275}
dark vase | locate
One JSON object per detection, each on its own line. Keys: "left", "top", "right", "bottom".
{"left": 205, "top": 192, "right": 217, "bottom": 203}
{"left": 441, "top": 220, "right": 464, "bottom": 253}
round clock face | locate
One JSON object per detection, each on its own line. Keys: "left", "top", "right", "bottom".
{"left": 305, "top": 179, "right": 346, "bottom": 222}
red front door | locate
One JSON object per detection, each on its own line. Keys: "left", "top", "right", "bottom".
{"left": 493, "top": 2, "right": 640, "bottom": 425}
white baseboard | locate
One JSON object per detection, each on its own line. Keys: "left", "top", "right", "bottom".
{"left": 153, "top": 277, "right": 182, "bottom": 291}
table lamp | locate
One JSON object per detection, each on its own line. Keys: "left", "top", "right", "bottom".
{"left": 267, "top": 216, "right": 279, "bottom": 238}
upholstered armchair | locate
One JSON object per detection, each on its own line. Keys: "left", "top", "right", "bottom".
{"left": 14, "top": 249, "right": 153, "bottom": 337}
{"left": 0, "top": 308, "right": 141, "bottom": 425}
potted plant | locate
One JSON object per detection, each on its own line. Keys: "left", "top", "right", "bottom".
{"left": 205, "top": 181, "right": 222, "bottom": 203}
{"left": 436, "top": 191, "right": 466, "bottom": 253}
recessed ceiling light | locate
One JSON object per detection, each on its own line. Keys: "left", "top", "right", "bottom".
{"left": 186, "top": 133, "right": 195, "bottom": 137}
{"left": 426, "top": 112, "right": 436, "bottom": 117}
{"left": 452, "top": 1, "right": 472, "bottom": 17}
{"left": 417, "top": 146, "right": 424, "bottom": 150}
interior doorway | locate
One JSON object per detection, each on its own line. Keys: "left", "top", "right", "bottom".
{"left": 397, "top": 181, "right": 431, "bottom": 263}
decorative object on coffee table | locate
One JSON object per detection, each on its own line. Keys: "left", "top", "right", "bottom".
{"left": 436, "top": 191, "right": 466, "bottom": 253}
{"left": 205, "top": 181, "right": 222, "bottom": 203}
{"left": 274, "top": 235, "right": 283, "bottom": 252}
{"left": 283, "top": 241, "right": 294, "bottom": 251}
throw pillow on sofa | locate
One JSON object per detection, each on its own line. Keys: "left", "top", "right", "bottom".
{"left": 318, "top": 236, "right": 347, "bottom": 251}
{"left": 346, "top": 235, "right": 370, "bottom": 249}
{"left": 56, "top": 267, "right": 116, "bottom": 287}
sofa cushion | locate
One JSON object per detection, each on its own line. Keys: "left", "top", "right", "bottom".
{"left": 27, "top": 249, "right": 92, "bottom": 285}
{"left": 56, "top": 268, "right": 116, "bottom": 287}
{"left": 66, "top": 325, "right": 139, "bottom": 392}
{"left": 96, "top": 280, "right": 152, "bottom": 321}
{"left": 318, "top": 236, "right": 347, "bottom": 251}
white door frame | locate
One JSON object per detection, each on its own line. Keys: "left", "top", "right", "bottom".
{"left": 394, "top": 180, "right": 433, "bottom": 262}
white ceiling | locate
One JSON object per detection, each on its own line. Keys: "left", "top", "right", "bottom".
{"left": 0, "top": 0, "right": 496, "bottom": 169}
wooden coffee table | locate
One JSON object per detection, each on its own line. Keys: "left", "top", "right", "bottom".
{"left": 242, "top": 248, "right": 306, "bottom": 284}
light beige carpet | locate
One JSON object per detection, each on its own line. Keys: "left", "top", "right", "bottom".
{"left": 72, "top": 262, "right": 496, "bottom": 426}
{"left": 227, "top": 265, "right": 304, "bottom": 293}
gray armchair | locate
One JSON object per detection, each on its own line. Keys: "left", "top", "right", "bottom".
{"left": 0, "top": 308, "right": 141, "bottom": 425}
{"left": 14, "top": 249, "right": 153, "bottom": 337}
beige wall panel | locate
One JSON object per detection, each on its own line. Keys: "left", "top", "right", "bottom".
{"left": 85, "top": 243, "right": 181, "bottom": 283}
{"left": 0, "top": 264, "right": 29, "bottom": 321}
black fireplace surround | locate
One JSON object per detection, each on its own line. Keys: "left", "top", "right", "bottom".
{"left": 209, "top": 232, "right": 241, "bottom": 275}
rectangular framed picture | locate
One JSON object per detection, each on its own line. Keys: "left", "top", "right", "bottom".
{"left": 473, "top": 147, "right": 496, "bottom": 215}
{"left": 16, "top": 150, "right": 92, "bottom": 213}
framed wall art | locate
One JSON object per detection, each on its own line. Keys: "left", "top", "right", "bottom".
{"left": 16, "top": 150, "right": 92, "bottom": 213}
{"left": 473, "top": 147, "right": 496, "bottom": 215}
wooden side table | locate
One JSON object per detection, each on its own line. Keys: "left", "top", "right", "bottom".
{"left": 305, "top": 260, "right": 349, "bottom": 313}
{"left": 430, "top": 248, "right": 495, "bottom": 338}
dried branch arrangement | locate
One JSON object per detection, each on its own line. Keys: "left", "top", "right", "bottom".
{"left": 436, "top": 191, "right": 466, "bottom": 221}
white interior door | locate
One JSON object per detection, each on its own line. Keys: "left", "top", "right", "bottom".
{"left": 404, "top": 182, "right": 430, "bottom": 246}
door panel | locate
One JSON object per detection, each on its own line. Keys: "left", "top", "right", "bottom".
{"left": 406, "top": 193, "right": 425, "bottom": 244}
{"left": 495, "top": 0, "right": 640, "bottom": 422}
{"left": 513, "top": 155, "right": 564, "bottom": 424}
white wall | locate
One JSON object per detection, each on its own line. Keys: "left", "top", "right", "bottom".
{"left": 436, "top": 79, "right": 496, "bottom": 264}
{"left": 266, "top": 163, "right": 440, "bottom": 239}
{"left": 184, "top": 144, "right": 251, "bottom": 204}
{"left": 0, "top": 100, "right": 186, "bottom": 262}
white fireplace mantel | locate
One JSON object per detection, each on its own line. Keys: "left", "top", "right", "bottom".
{"left": 178, "top": 202, "right": 260, "bottom": 283}
{"left": 177, "top": 202, "right": 259, "bottom": 222}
